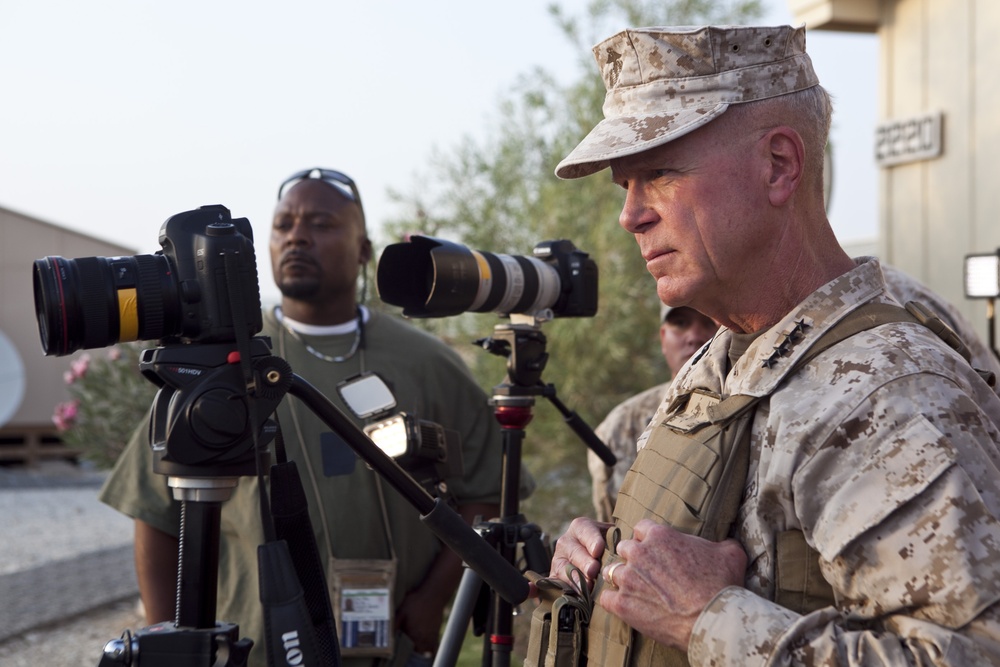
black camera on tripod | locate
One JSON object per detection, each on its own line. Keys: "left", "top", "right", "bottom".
{"left": 33, "top": 205, "right": 274, "bottom": 481}
{"left": 32, "top": 204, "right": 262, "bottom": 357}
{"left": 30, "top": 206, "right": 535, "bottom": 667}
{"left": 375, "top": 236, "right": 610, "bottom": 667}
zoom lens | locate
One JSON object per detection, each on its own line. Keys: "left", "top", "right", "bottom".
{"left": 33, "top": 254, "right": 180, "bottom": 356}
{"left": 377, "top": 236, "right": 562, "bottom": 318}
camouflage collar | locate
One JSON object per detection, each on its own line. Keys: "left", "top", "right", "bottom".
{"left": 672, "top": 258, "right": 890, "bottom": 400}
{"left": 731, "top": 257, "right": 887, "bottom": 396}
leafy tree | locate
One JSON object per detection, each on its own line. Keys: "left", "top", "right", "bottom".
{"left": 375, "top": 0, "right": 764, "bottom": 538}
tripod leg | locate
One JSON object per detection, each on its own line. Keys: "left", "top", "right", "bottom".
{"left": 434, "top": 568, "right": 484, "bottom": 667}
{"left": 176, "top": 500, "right": 222, "bottom": 629}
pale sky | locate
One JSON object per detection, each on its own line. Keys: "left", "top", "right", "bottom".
{"left": 1, "top": 1, "right": 878, "bottom": 306}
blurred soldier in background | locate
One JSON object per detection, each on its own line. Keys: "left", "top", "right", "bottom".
{"left": 588, "top": 303, "right": 717, "bottom": 521}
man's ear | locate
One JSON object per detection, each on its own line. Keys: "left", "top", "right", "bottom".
{"left": 360, "top": 236, "right": 373, "bottom": 265}
{"left": 765, "top": 127, "right": 804, "bottom": 206}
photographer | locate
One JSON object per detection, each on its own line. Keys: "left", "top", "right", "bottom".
{"left": 546, "top": 24, "right": 1000, "bottom": 665}
{"left": 100, "top": 168, "right": 521, "bottom": 667}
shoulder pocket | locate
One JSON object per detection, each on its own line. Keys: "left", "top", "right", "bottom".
{"left": 811, "top": 414, "right": 956, "bottom": 561}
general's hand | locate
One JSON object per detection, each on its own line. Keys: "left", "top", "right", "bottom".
{"left": 549, "top": 517, "right": 614, "bottom": 589}
{"left": 396, "top": 589, "right": 444, "bottom": 655}
{"left": 598, "top": 519, "right": 747, "bottom": 651}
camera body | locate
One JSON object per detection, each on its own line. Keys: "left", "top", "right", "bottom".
{"left": 156, "top": 204, "right": 263, "bottom": 345}
{"left": 376, "top": 235, "right": 598, "bottom": 319}
{"left": 531, "top": 239, "right": 599, "bottom": 319}
{"left": 33, "top": 204, "right": 262, "bottom": 356}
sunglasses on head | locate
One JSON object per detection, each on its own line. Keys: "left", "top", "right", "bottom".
{"left": 277, "top": 168, "right": 364, "bottom": 219}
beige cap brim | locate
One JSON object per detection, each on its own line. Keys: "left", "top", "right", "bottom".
{"left": 556, "top": 102, "right": 729, "bottom": 179}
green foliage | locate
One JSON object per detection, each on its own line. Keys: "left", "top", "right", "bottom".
{"left": 377, "top": 0, "right": 764, "bottom": 537}
{"left": 52, "top": 343, "right": 157, "bottom": 469}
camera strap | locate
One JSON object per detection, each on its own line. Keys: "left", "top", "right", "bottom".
{"left": 290, "top": 389, "right": 399, "bottom": 659}
{"left": 265, "top": 455, "right": 341, "bottom": 666}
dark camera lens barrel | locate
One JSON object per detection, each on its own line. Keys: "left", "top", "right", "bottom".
{"left": 377, "top": 236, "right": 560, "bottom": 318}
{"left": 32, "top": 254, "right": 178, "bottom": 356}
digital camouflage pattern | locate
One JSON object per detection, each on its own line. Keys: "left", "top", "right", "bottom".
{"left": 634, "top": 258, "right": 1000, "bottom": 665}
{"left": 556, "top": 25, "right": 820, "bottom": 179}
{"left": 588, "top": 382, "right": 670, "bottom": 522}
{"left": 881, "top": 264, "right": 1000, "bottom": 394}
{"left": 591, "top": 265, "right": 1000, "bottom": 526}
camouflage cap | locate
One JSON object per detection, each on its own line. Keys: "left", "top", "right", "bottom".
{"left": 555, "top": 25, "right": 820, "bottom": 179}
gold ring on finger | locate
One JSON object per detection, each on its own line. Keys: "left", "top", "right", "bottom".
{"left": 606, "top": 560, "right": 624, "bottom": 588}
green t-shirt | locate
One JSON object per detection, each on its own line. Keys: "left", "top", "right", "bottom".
{"left": 100, "top": 308, "right": 519, "bottom": 667}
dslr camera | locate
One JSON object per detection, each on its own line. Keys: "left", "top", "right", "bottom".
{"left": 33, "top": 204, "right": 262, "bottom": 357}
{"left": 33, "top": 204, "right": 271, "bottom": 478}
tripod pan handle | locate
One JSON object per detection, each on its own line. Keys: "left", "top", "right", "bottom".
{"left": 422, "top": 498, "right": 530, "bottom": 604}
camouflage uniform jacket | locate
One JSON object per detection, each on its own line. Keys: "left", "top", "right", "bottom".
{"left": 589, "top": 382, "right": 670, "bottom": 522}
{"left": 880, "top": 263, "right": 1000, "bottom": 394}
{"left": 637, "top": 257, "right": 1000, "bottom": 666}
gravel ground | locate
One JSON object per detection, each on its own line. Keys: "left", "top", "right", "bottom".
{"left": 0, "top": 486, "right": 133, "bottom": 574}
{"left": 0, "top": 461, "right": 146, "bottom": 666}
{"left": 0, "top": 598, "right": 145, "bottom": 667}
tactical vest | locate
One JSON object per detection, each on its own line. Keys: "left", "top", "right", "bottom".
{"left": 586, "top": 300, "right": 979, "bottom": 667}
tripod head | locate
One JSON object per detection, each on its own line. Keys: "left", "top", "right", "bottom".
{"left": 141, "top": 337, "right": 286, "bottom": 488}
{"left": 474, "top": 315, "right": 616, "bottom": 468}
{"left": 475, "top": 313, "right": 553, "bottom": 397}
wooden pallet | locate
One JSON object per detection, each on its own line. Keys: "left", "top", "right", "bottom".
{"left": 0, "top": 427, "right": 79, "bottom": 466}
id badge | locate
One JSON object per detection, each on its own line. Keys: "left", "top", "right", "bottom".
{"left": 328, "top": 557, "right": 397, "bottom": 658}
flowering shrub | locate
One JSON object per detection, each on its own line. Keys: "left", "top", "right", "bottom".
{"left": 52, "top": 343, "right": 158, "bottom": 468}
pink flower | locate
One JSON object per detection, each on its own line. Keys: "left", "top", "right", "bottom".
{"left": 63, "top": 370, "right": 75, "bottom": 385}
{"left": 52, "top": 399, "right": 80, "bottom": 431}
{"left": 107, "top": 347, "right": 122, "bottom": 361}
{"left": 70, "top": 354, "right": 91, "bottom": 380}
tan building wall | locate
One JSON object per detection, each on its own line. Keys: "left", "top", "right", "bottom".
{"left": 0, "top": 205, "right": 134, "bottom": 460}
{"left": 791, "top": 0, "right": 1000, "bottom": 346}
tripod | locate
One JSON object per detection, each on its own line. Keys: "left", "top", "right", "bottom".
{"left": 435, "top": 316, "right": 616, "bottom": 667}
{"left": 99, "top": 479, "right": 255, "bottom": 666}
{"left": 98, "top": 338, "right": 284, "bottom": 667}
{"left": 98, "top": 337, "right": 531, "bottom": 666}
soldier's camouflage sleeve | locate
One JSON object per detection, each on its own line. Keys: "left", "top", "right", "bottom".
{"left": 881, "top": 262, "right": 1000, "bottom": 395}
{"left": 670, "top": 258, "right": 1000, "bottom": 666}
{"left": 589, "top": 383, "right": 670, "bottom": 522}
